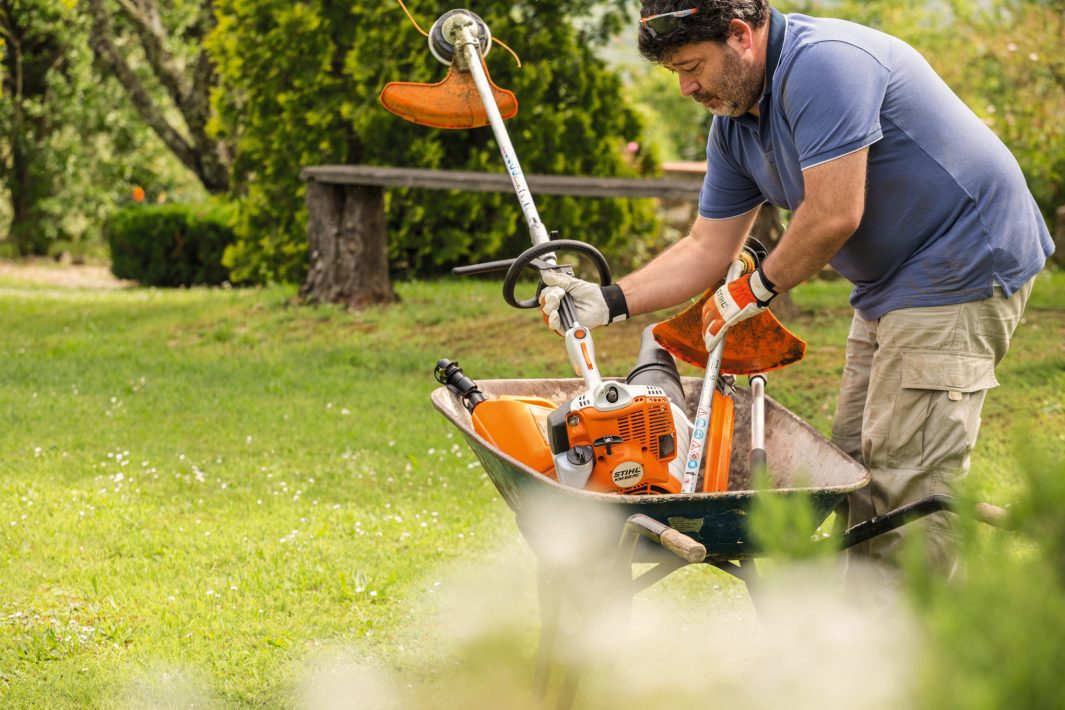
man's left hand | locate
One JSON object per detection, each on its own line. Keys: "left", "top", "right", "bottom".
{"left": 702, "top": 267, "right": 777, "bottom": 352}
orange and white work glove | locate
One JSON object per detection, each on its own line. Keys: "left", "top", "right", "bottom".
{"left": 539, "top": 270, "right": 628, "bottom": 335}
{"left": 702, "top": 267, "right": 777, "bottom": 352}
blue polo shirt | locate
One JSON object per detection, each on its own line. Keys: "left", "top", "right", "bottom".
{"left": 698, "top": 9, "right": 1054, "bottom": 319}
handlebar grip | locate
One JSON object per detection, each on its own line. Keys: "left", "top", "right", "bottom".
{"left": 503, "top": 239, "right": 612, "bottom": 310}
{"left": 738, "top": 238, "right": 769, "bottom": 276}
{"left": 452, "top": 259, "right": 516, "bottom": 277}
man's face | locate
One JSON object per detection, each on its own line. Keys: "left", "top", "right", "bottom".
{"left": 664, "top": 41, "right": 764, "bottom": 118}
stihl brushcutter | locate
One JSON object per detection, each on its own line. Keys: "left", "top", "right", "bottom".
{"left": 382, "top": 6, "right": 804, "bottom": 495}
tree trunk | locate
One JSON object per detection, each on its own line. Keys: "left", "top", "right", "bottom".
{"left": 85, "top": 0, "right": 230, "bottom": 194}
{"left": 300, "top": 182, "right": 396, "bottom": 308}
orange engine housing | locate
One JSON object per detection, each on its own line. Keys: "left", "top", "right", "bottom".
{"left": 471, "top": 396, "right": 557, "bottom": 475}
{"left": 468, "top": 384, "right": 734, "bottom": 496}
{"left": 563, "top": 393, "right": 680, "bottom": 495}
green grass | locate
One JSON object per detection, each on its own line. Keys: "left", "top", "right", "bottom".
{"left": 0, "top": 269, "right": 1062, "bottom": 708}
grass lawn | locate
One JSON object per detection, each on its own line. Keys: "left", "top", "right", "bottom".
{"left": 0, "top": 267, "right": 1062, "bottom": 708}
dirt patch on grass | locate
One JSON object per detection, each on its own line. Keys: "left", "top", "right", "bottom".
{"left": 0, "top": 259, "right": 133, "bottom": 289}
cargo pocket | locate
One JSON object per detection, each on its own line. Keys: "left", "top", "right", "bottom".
{"left": 887, "top": 351, "right": 998, "bottom": 472}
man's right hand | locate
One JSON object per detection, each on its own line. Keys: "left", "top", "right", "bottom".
{"left": 538, "top": 270, "right": 628, "bottom": 334}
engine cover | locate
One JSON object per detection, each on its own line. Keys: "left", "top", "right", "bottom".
{"left": 549, "top": 381, "right": 680, "bottom": 495}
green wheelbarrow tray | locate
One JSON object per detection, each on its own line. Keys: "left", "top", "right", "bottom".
{"left": 431, "top": 376, "right": 870, "bottom": 564}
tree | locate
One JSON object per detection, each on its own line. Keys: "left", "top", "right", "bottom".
{"left": 206, "top": 1, "right": 657, "bottom": 285}
{"left": 0, "top": 0, "right": 206, "bottom": 257}
{"left": 0, "top": 0, "right": 70, "bottom": 254}
{"left": 945, "top": 0, "right": 1065, "bottom": 264}
{"left": 85, "top": 0, "right": 230, "bottom": 194}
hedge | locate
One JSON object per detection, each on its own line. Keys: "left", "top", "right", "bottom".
{"left": 107, "top": 202, "right": 237, "bottom": 287}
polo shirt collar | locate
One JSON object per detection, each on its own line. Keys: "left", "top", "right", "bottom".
{"left": 763, "top": 7, "right": 787, "bottom": 98}
{"left": 733, "top": 7, "right": 786, "bottom": 129}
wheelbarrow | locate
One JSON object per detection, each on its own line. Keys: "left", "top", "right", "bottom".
{"left": 431, "top": 376, "right": 1010, "bottom": 708}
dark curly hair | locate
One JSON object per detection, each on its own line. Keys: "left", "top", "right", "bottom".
{"left": 638, "top": 0, "right": 770, "bottom": 63}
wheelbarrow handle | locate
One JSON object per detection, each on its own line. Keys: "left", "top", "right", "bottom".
{"left": 972, "top": 501, "right": 1013, "bottom": 529}
{"left": 621, "top": 514, "right": 707, "bottom": 564}
{"left": 836, "top": 494, "right": 1014, "bottom": 551}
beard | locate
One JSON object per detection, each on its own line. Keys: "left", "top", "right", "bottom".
{"left": 692, "top": 47, "right": 764, "bottom": 118}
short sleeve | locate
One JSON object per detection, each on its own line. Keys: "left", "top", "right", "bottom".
{"left": 698, "top": 119, "right": 765, "bottom": 219}
{"left": 780, "top": 41, "right": 889, "bottom": 169}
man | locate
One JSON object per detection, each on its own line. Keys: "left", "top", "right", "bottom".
{"left": 539, "top": 0, "right": 1054, "bottom": 585}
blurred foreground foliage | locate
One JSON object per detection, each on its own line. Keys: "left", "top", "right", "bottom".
{"left": 206, "top": 0, "right": 657, "bottom": 284}
{"left": 910, "top": 443, "right": 1065, "bottom": 708}
{"left": 747, "top": 438, "right": 1065, "bottom": 709}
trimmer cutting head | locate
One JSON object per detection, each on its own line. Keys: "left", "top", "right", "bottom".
{"left": 428, "top": 9, "right": 492, "bottom": 65}
{"left": 379, "top": 8, "right": 518, "bottom": 130}
{"left": 653, "top": 292, "right": 806, "bottom": 376}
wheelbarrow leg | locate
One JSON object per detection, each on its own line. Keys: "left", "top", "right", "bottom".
{"left": 532, "top": 515, "right": 707, "bottom": 710}
{"left": 555, "top": 668, "right": 582, "bottom": 710}
{"left": 533, "top": 561, "right": 564, "bottom": 703}
{"left": 532, "top": 562, "right": 612, "bottom": 710}
{"left": 711, "top": 558, "right": 761, "bottom": 607}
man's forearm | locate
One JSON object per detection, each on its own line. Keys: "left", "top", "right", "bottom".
{"left": 761, "top": 206, "right": 858, "bottom": 292}
{"left": 618, "top": 208, "right": 760, "bottom": 316}
{"left": 761, "top": 148, "right": 869, "bottom": 292}
{"left": 617, "top": 237, "right": 728, "bottom": 315}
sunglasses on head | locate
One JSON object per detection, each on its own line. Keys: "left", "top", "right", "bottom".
{"left": 639, "top": 8, "right": 698, "bottom": 38}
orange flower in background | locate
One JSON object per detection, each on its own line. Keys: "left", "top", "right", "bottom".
{"left": 131, "top": 186, "right": 146, "bottom": 203}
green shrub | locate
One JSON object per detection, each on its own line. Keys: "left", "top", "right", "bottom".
{"left": 106, "top": 202, "right": 236, "bottom": 286}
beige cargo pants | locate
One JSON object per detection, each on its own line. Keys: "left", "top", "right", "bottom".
{"left": 831, "top": 278, "right": 1034, "bottom": 586}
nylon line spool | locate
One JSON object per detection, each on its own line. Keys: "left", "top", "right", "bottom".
{"left": 428, "top": 9, "right": 492, "bottom": 66}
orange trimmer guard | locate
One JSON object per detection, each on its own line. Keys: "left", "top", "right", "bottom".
{"left": 379, "top": 60, "right": 518, "bottom": 129}
{"left": 653, "top": 289, "right": 806, "bottom": 376}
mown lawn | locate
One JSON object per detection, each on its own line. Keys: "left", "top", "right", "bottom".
{"left": 0, "top": 268, "right": 1062, "bottom": 708}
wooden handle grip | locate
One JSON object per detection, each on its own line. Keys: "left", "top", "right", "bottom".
{"left": 625, "top": 514, "right": 707, "bottom": 564}
{"left": 973, "top": 502, "right": 1013, "bottom": 529}
{"left": 659, "top": 528, "right": 708, "bottom": 563}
